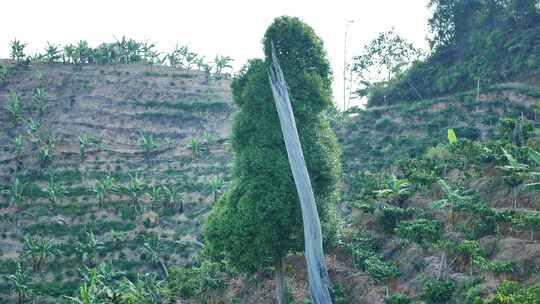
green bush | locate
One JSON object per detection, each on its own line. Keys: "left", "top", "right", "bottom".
{"left": 384, "top": 293, "right": 414, "bottom": 304}
{"left": 364, "top": 256, "right": 400, "bottom": 284}
{"left": 378, "top": 206, "right": 414, "bottom": 232}
{"left": 395, "top": 219, "right": 441, "bottom": 245}
{"left": 483, "top": 281, "right": 540, "bottom": 304}
{"left": 420, "top": 278, "right": 455, "bottom": 304}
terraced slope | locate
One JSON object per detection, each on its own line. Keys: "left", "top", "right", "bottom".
{"left": 1, "top": 61, "right": 539, "bottom": 303}
{"left": 339, "top": 80, "right": 540, "bottom": 174}
{"left": 0, "top": 63, "right": 233, "bottom": 301}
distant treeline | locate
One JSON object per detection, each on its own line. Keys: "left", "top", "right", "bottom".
{"left": 366, "top": 0, "right": 540, "bottom": 106}
{"left": 6, "top": 37, "right": 233, "bottom": 78}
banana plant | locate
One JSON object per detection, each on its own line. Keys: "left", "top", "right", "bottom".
{"left": 161, "top": 183, "right": 182, "bottom": 213}
{"left": 497, "top": 148, "right": 529, "bottom": 208}
{"left": 2, "top": 178, "right": 26, "bottom": 208}
{"left": 65, "top": 266, "right": 104, "bottom": 304}
{"left": 176, "top": 46, "right": 198, "bottom": 71}
{"left": 208, "top": 175, "right": 224, "bottom": 203}
{"left": 63, "top": 44, "right": 76, "bottom": 64}
{"left": 10, "top": 39, "right": 27, "bottom": 64}
{"left": 166, "top": 44, "right": 182, "bottom": 67}
{"left": 213, "top": 55, "right": 233, "bottom": 79}
{"left": 22, "top": 235, "right": 57, "bottom": 272}
{"left": 5, "top": 92, "right": 23, "bottom": 128}
{"left": 373, "top": 175, "right": 411, "bottom": 207}
{"left": 43, "top": 175, "right": 65, "bottom": 208}
{"left": 44, "top": 42, "right": 62, "bottom": 63}
{"left": 430, "top": 179, "right": 472, "bottom": 229}
{"left": 138, "top": 132, "right": 159, "bottom": 161}
{"left": 25, "top": 118, "right": 42, "bottom": 148}
{"left": 525, "top": 148, "right": 540, "bottom": 190}
{"left": 141, "top": 40, "right": 159, "bottom": 64}
{"left": 37, "top": 138, "right": 56, "bottom": 169}
{"left": 31, "top": 87, "right": 48, "bottom": 117}
{"left": 143, "top": 237, "right": 169, "bottom": 278}
{"left": 186, "top": 138, "right": 206, "bottom": 158}
{"left": 12, "top": 134, "right": 25, "bottom": 169}
{"left": 79, "top": 133, "right": 94, "bottom": 162}
{"left": 124, "top": 173, "right": 145, "bottom": 213}
{"left": 75, "top": 232, "right": 105, "bottom": 267}
{"left": 6, "top": 262, "right": 31, "bottom": 304}
{"left": 119, "top": 274, "right": 163, "bottom": 303}
{"left": 93, "top": 176, "right": 116, "bottom": 208}
{"left": 144, "top": 183, "right": 163, "bottom": 211}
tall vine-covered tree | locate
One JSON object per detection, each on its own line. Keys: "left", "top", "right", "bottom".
{"left": 204, "top": 16, "right": 341, "bottom": 303}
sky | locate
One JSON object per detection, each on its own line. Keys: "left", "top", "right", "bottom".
{"left": 0, "top": 0, "right": 431, "bottom": 109}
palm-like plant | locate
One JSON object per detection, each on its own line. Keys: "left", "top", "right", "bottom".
{"left": 22, "top": 235, "right": 57, "bottom": 271}
{"left": 74, "top": 40, "right": 92, "bottom": 65}
{"left": 79, "top": 133, "right": 93, "bottom": 162}
{"left": 43, "top": 175, "right": 65, "bottom": 208}
{"left": 138, "top": 132, "right": 159, "bottom": 161}
{"left": 31, "top": 87, "right": 48, "bottom": 117}
{"left": 373, "top": 175, "right": 411, "bottom": 207}
{"left": 12, "top": 134, "right": 25, "bottom": 169}
{"left": 65, "top": 267, "right": 103, "bottom": 304}
{"left": 6, "top": 262, "right": 31, "bottom": 304}
{"left": 37, "top": 139, "right": 56, "bottom": 169}
{"left": 497, "top": 148, "right": 529, "bottom": 208}
{"left": 93, "top": 176, "right": 116, "bottom": 208}
{"left": 63, "top": 44, "right": 76, "bottom": 64}
{"left": 119, "top": 274, "right": 163, "bottom": 303}
{"left": 77, "top": 232, "right": 105, "bottom": 267}
{"left": 166, "top": 44, "right": 183, "bottom": 67}
{"left": 124, "top": 173, "right": 145, "bottom": 212}
{"left": 161, "top": 183, "right": 182, "bottom": 213}
{"left": 176, "top": 46, "right": 198, "bottom": 71}
{"left": 208, "top": 176, "right": 224, "bottom": 203}
{"left": 186, "top": 138, "right": 205, "bottom": 158}
{"left": 431, "top": 179, "right": 472, "bottom": 228}
{"left": 525, "top": 148, "right": 540, "bottom": 190}
{"left": 141, "top": 40, "right": 158, "bottom": 64}
{"left": 143, "top": 238, "right": 168, "bottom": 278}
{"left": 213, "top": 55, "right": 233, "bottom": 79}
{"left": 145, "top": 183, "right": 163, "bottom": 211}
{"left": 10, "top": 39, "right": 27, "bottom": 64}
{"left": 2, "top": 178, "right": 26, "bottom": 209}
{"left": 25, "top": 118, "right": 42, "bottom": 147}
{"left": 5, "top": 92, "right": 23, "bottom": 128}
{"left": 44, "top": 42, "right": 62, "bottom": 63}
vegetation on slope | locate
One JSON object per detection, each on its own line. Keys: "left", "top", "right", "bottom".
{"left": 1, "top": 2, "right": 540, "bottom": 303}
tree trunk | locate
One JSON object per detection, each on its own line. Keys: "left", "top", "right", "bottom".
{"left": 159, "top": 258, "right": 169, "bottom": 278}
{"left": 268, "top": 42, "right": 333, "bottom": 304}
{"left": 276, "top": 258, "right": 285, "bottom": 304}
{"left": 438, "top": 251, "right": 446, "bottom": 279}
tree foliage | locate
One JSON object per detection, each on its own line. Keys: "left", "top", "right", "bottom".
{"left": 204, "top": 16, "right": 341, "bottom": 274}
{"left": 362, "top": 0, "right": 540, "bottom": 106}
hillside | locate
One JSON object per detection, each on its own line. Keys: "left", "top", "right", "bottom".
{"left": 1, "top": 58, "right": 539, "bottom": 303}
{"left": 0, "top": 62, "right": 234, "bottom": 302}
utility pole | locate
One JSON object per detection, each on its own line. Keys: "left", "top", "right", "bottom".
{"left": 343, "top": 20, "right": 354, "bottom": 111}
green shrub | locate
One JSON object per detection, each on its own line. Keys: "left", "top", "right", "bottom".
{"left": 483, "top": 281, "right": 540, "bottom": 304}
{"left": 378, "top": 206, "right": 414, "bottom": 232}
{"left": 420, "top": 278, "right": 455, "bottom": 304}
{"left": 364, "top": 256, "right": 400, "bottom": 284}
{"left": 395, "top": 219, "right": 441, "bottom": 245}
{"left": 384, "top": 293, "right": 414, "bottom": 304}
